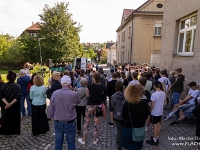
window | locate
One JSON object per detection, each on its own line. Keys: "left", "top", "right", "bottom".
{"left": 156, "top": 3, "right": 163, "bottom": 8}
{"left": 124, "top": 31, "right": 125, "bottom": 40}
{"left": 154, "top": 24, "right": 162, "bottom": 36}
{"left": 177, "top": 15, "right": 197, "bottom": 55}
{"left": 129, "top": 26, "right": 131, "bottom": 38}
{"left": 121, "top": 31, "right": 126, "bottom": 41}
{"left": 118, "top": 35, "right": 120, "bottom": 43}
{"left": 118, "top": 51, "right": 120, "bottom": 61}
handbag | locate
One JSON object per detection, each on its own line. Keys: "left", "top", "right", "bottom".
{"left": 128, "top": 103, "right": 145, "bottom": 142}
{"left": 95, "top": 105, "right": 103, "bottom": 117}
{"left": 90, "top": 84, "right": 103, "bottom": 117}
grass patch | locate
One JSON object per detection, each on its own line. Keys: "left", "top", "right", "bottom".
{"left": 0, "top": 70, "right": 51, "bottom": 86}
{"left": 0, "top": 70, "right": 20, "bottom": 74}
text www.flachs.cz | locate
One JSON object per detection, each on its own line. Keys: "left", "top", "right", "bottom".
{"left": 172, "top": 142, "right": 200, "bottom": 146}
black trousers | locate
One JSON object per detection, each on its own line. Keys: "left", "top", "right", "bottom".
{"left": 31, "top": 104, "right": 49, "bottom": 136}
{"left": 76, "top": 106, "right": 86, "bottom": 131}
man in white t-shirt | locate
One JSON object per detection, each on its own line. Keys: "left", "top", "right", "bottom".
{"left": 158, "top": 70, "right": 171, "bottom": 92}
{"left": 168, "top": 82, "right": 199, "bottom": 125}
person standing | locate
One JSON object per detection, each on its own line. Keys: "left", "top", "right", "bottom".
{"left": 106, "top": 72, "right": 118, "bottom": 127}
{"left": 110, "top": 81, "right": 125, "bottom": 150}
{"left": 48, "top": 75, "right": 81, "bottom": 150}
{"left": 171, "top": 68, "right": 185, "bottom": 106}
{"left": 146, "top": 81, "right": 166, "bottom": 146}
{"left": 192, "top": 102, "right": 200, "bottom": 150}
{"left": 121, "top": 84, "right": 148, "bottom": 150}
{"left": 68, "top": 62, "right": 73, "bottom": 72}
{"left": 78, "top": 72, "right": 105, "bottom": 145}
{"left": 75, "top": 78, "right": 88, "bottom": 134}
{"left": 96, "top": 63, "right": 99, "bottom": 71}
{"left": 0, "top": 71, "right": 22, "bottom": 135}
{"left": 51, "top": 71, "right": 62, "bottom": 94}
{"left": 24, "top": 62, "right": 32, "bottom": 77}
{"left": 17, "top": 69, "right": 31, "bottom": 116}
{"left": 30, "top": 75, "right": 49, "bottom": 136}
{"left": 128, "top": 72, "right": 139, "bottom": 86}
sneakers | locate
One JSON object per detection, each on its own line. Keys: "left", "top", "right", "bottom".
{"left": 108, "top": 123, "right": 114, "bottom": 127}
{"left": 78, "top": 138, "right": 85, "bottom": 145}
{"left": 93, "top": 138, "right": 98, "bottom": 144}
{"left": 169, "top": 120, "right": 179, "bottom": 125}
{"left": 146, "top": 139, "right": 158, "bottom": 146}
{"left": 151, "top": 136, "right": 159, "bottom": 144}
{"left": 145, "top": 127, "right": 148, "bottom": 132}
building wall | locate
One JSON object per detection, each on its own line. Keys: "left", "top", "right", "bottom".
{"left": 132, "top": 15, "right": 163, "bottom": 64}
{"left": 160, "top": 0, "right": 200, "bottom": 83}
{"left": 116, "top": 19, "right": 132, "bottom": 63}
{"left": 107, "top": 48, "right": 116, "bottom": 65}
{"left": 140, "top": 0, "right": 164, "bottom": 12}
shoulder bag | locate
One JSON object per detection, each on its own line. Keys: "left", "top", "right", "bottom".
{"left": 90, "top": 84, "right": 103, "bottom": 117}
{"left": 128, "top": 103, "right": 145, "bottom": 142}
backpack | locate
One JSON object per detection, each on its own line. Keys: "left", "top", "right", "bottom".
{"left": 75, "top": 78, "right": 81, "bottom": 89}
{"left": 87, "top": 74, "right": 92, "bottom": 85}
{"left": 100, "top": 75, "right": 106, "bottom": 87}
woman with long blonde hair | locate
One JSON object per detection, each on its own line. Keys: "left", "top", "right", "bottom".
{"left": 30, "top": 75, "right": 49, "bottom": 136}
{"left": 121, "top": 84, "right": 149, "bottom": 150}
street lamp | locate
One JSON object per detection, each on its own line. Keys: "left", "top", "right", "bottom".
{"left": 38, "top": 38, "right": 45, "bottom": 75}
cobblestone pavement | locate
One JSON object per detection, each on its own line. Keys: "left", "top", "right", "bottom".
{"left": 0, "top": 65, "right": 197, "bottom": 150}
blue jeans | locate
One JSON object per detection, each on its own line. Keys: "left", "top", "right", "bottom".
{"left": 172, "top": 92, "right": 180, "bottom": 106}
{"left": 115, "top": 121, "right": 123, "bottom": 148}
{"left": 20, "top": 95, "right": 32, "bottom": 116}
{"left": 54, "top": 121, "right": 76, "bottom": 150}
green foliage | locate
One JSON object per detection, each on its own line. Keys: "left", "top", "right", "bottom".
{"left": 17, "top": 32, "right": 39, "bottom": 63}
{"left": 99, "top": 47, "right": 107, "bottom": 64}
{"left": 82, "top": 48, "right": 96, "bottom": 59}
{"left": 39, "top": 2, "right": 83, "bottom": 62}
{"left": 0, "top": 34, "right": 21, "bottom": 63}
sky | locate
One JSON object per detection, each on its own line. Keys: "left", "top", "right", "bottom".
{"left": 0, "top": 0, "right": 147, "bottom": 43}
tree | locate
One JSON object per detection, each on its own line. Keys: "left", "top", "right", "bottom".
{"left": 0, "top": 34, "right": 20, "bottom": 62}
{"left": 39, "top": 2, "right": 83, "bottom": 62}
{"left": 17, "top": 32, "right": 39, "bottom": 63}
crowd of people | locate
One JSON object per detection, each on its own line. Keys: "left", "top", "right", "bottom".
{"left": 0, "top": 62, "right": 200, "bottom": 150}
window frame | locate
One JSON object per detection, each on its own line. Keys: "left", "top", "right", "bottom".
{"left": 177, "top": 14, "right": 197, "bottom": 56}
{"left": 154, "top": 24, "right": 162, "bottom": 36}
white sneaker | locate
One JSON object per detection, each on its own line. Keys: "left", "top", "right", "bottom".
{"left": 78, "top": 138, "right": 85, "bottom": 145}
{"left": 145, "top": 127, "right": 148, "bottom": 132}
{"left": 93, "top": 138, "right": 98, "bottom": 144}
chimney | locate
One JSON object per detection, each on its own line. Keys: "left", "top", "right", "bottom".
{"left": 32, "top": 21, "right": 34, "bottom": 25}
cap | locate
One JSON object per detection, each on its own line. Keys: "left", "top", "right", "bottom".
{"left": 189, "top": 81, "right": 196, "bottom": 87}
{"left": 61, "top": 75, "right": 71, "bottom": 85}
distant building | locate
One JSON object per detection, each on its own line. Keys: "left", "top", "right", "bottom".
{"left": 160, "top": 0, "right": 200, "bottom": 83}
{"left": 106, "top": 42, "right": 116, "bottom": 65}
{"left": 23, "top": 22, "right": 41, "bottom": 37}
{"left": 116, "top": 0, "right": 164, "bottom": 65}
